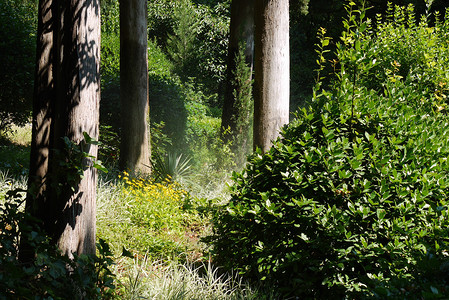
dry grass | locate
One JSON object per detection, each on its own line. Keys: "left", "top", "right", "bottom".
{"left": 2, "top": 123, "right": 32, "bottom": 146}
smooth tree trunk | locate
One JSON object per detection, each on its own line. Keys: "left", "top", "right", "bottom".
{"left": 119, "top": 0, "right": 151, "bottom": 174}
{"left": 23, "top": 0, "right": 100, "bottom": 259}
{"left": 221, "top": 0, "right": 254, "bottom": 140}
{"left": 253, "top": 0, "right": 290, "bottom": 153}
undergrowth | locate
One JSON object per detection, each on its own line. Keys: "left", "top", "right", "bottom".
{"left": 96, "top": 173, "right": 209, "bottom": 261}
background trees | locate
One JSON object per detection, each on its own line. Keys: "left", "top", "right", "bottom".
{"left": 119, "top": 0, "right": 151, "bottom": 174}
{"left": 0, "top": 0, "right": 36, "bottom": 133}
{"left": 253, "top": 0, "right": 290, "bottom": 152}
{"left": 221, "top": 0, "right": 254, "bottom": 164}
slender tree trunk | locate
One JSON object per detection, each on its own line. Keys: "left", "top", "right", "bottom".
{"left": 119, "top": 0, "right": 151, "bottom": 174}
{"left": 21, "top": 0, "right": 55, "bottom": 262}
{"left": 27, "top": 0, "right": 54, "bottom": 214}
{"left": 221, "top": 0, "right": 254, "bottom": 141}
{"left": 23, "top": 0, "right": 100, "bottom": 259}
{"left": 253, "top": 0, "right": 290, "bottom": 153}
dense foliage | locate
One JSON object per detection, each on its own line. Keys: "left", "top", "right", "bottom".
{"left": 0, "top": 191, "right": 116, "bottom": 299}
{"left": 207, "top": 4, "right": 449, "bottom": 298}
{"left": 0, "top": 0, "right": 36, "bottom": 132}
{"left": 149, "top": 0, "right": 230, "bottom": 89}
{"left": 290, "top": 0, "right": 449, "bottom": 107}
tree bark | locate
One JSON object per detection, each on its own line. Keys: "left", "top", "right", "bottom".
{"left": 253, "top": 0, "right": 290, "bottom": 153}
{"left": 27, "top": 0, "right": 54, "bottom": 214}
{"left": 21, "top": 0, "right": 56, "bottom": 263}
{"left": 51, "top": 0, "right": 100, "bottom": 256}
{"left": 221, "top": 0, "right": 254, "bottom": 141}
{"left": 23, "top": 0, "right": 100, "bottom": 259}
{"left": 119, "top": 0, "right": 151, "bottom": 174}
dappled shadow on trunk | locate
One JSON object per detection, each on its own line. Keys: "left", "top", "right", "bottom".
{"left": 22, "top": 0, "right": 100, "bottom": 261}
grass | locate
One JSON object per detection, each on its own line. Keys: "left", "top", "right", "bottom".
{"left": 95, "top": 173, "right": 268, "bottom": 298}
{"left": 95, "top": 174, "right": 269, "bottom": 298}
{"left": 96, "top": 174, "right": 209, "bottom": 261}
{"left": 0, "top": 127, "right": 268, "bottom": 299}
{"left": 0, "top": 124, "right": 31, "bottom": 177}
{"left": 113, "top": 257, "right": 268, "bottom": 299}
{"left": 0, "top": 123, "right": 32, "bottom": 146}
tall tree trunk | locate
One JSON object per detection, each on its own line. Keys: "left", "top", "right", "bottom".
{"left": 51, "top": 0, "right": 100, "bottom": 256}
{"left": 119, "top": 0, "right": 151, "bottom": 174}
{"left": 253, "top": 0, "right": 290, "bottom": 153}
{"left": 27, "top": 0, "right": 54, "bottom": 215}
{"left": 21, "top": 0, "right": 56, "bottom": 262}
{"left": 221, "top": 0, "right": 254, "bottom": 141}
{"left": 23, "top": 0, "right": 100, "bottom": 259}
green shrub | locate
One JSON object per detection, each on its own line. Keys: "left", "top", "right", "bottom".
{"left": 209, "top": 98, "right": 449, "bottom": 298}
{"left": 0, "top": 191, "right": 116, "bottom": 299}
{"left": 207, "top": 3, "right": 449, "bottom": 298}
{"left": 342, "top": 3, "right": 449, "bottom": 113}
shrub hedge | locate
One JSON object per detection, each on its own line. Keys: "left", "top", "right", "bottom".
{"left": 207, "top": 3, "right": 449, "bottom": 298}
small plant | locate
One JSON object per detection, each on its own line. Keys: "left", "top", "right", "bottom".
{"left": 120, "top": 173, "right": 189, "bottom": 231}
{"left": 152, "top": 152, "right": 193, "bottom": 183}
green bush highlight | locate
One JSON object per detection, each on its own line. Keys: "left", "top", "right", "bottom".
{"left": 207, "top": 3, "right": 449, "bottom": 298}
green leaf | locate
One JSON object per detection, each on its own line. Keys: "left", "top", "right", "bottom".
{"left": 430, "top": 286, "right": 439, "bottom": 294}
{"left": 377, "top": 209, "right": 386, "bottom": 220}
{"left": 361, "top": 236, "right": 368, "bottom": 248}
{"left": 93, "top": 161, "right": 108, "bottom": 173}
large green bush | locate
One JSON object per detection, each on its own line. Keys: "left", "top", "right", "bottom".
{"left": 207, "top": 4, "right": 449, "bottom": 298}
